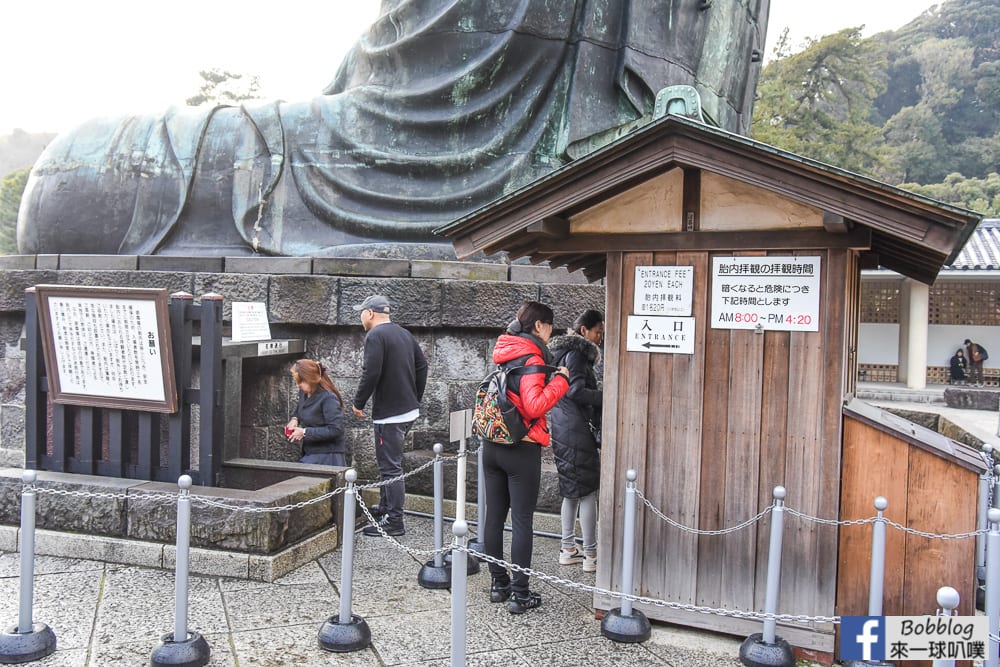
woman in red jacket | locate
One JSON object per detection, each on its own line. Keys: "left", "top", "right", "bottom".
{"left": 484, "top": 301, "right": 570, "bottom": 614}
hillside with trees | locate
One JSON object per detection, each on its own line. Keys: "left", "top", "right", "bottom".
{"left": 752, "top": 0, "right": 1000, "bottom": 216}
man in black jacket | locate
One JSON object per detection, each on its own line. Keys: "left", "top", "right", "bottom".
{"left": 352, "top": 295, "right": 428, "bottom": 536}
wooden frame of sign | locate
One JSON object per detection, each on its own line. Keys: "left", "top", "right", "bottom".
{"left": 34, "top": 285, "right": 178, "bottom": 413}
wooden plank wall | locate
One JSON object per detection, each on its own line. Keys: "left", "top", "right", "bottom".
{"left": 596, "top": 248, "right": 852, "bottom": 651}
{"left": 838, "top": 416, "right": 978, "bottom": 667}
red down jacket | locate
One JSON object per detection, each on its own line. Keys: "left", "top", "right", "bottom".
{"left": 491, "top": 333, "right": 569, "bottom": 446}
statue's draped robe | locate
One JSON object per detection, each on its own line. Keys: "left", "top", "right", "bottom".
{"left": 18, "top": 0, "right": 765, "bottom": 256}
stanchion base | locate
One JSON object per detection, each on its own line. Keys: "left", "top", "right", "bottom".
{"left": 738, "top": 633, "right": 796, "bottom": 667}
{"left": 467, "top": 539, "right": 486, "bottom": 555}
{"left": 600, "top": 608, "right": 651, "bottom": 643}
{"left": 976, "top": 582, "right": 986, "bottom": 611}
{"left": 317, "top": 614, "right": 371, "bottom": 653}
{"left": 149, "top": 631, "right": 211, "bottom": 667}
{"left": 0, "top": 623, "right": 57, "bottom": 664}
{"left": 445, "top": 550, "right": 481, "bottom": 575}
{"left": 418, "top": 561, "right": 451, "bottom": 589}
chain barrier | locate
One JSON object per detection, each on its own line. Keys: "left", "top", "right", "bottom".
{"left": 19, "top": 451, "right": 471, "bottom": 515}
{"left": 785, "top": 506, "right": 987, "bottom": 539}
{"left": 353, "top": 489, "right": 451, "bottom": 559}
{"left": 982, "top": 448, "right": 995, "bottom": 510}
{"left": 635, "top": 487, "right": 772, "bottom": 536}
{"left": 450, "top": 543, "right": 840, "bottom": 625}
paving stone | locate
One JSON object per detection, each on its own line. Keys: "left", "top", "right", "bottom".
{"left": 229, "top": 622, "right": 382, "bottom": 666}
{"left": 19, "top": 648, "right": 88, "bottom": 666}
{"left": 223, "top": 582, "right": 340, "bottom": 632}
{"left": 517, "top": 635, "right": 668, "bottom": 666}
{"left": 365, "top": 607, "right": 507, "bottom": 665}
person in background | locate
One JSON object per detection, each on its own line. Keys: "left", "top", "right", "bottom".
{"left": 286, "top": 360, "right": 347, "bottom": 466}
{"left": 352, "top": 294, "right": 428, "bottom": 537}
{"left": 949, "top": 348, "right": 968, "bottom": 385}
{"left": 484, "top": 301, "right": 570, "bottom": 614}
{"left": 548, "top": 309, "right": 604, "bottom": 574}
{"left": 965, "top": 338, "right": 989, "bottom": 387}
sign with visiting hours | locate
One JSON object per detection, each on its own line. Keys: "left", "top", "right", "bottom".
{"left": 710, "top": 256, "right": 821, "bottom": 332}
{"left": 34, "top": 285, "right": 178, "bottom": 413}
{"left": 634, "top": 266, "right": 693, "bottom": 316}
{"left": 626, "top": 316, "right": 696, "bottom": 355}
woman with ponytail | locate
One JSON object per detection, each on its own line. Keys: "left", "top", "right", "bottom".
{"left": 286, "top": 359, "right": 347, "bottom": 466}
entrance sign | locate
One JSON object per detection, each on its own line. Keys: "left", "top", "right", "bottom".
{"left": 710, "top": 256, "right": 821, "bottom": 332}
{"left": 634, "top": 266, "right": 693, "bottom": 316}
{"left": 34, "top": 285, "right": 177, "bottom": 412}
{"left": 231, "top": 302, "right": 272, "bottom": 342}
{"left": 626, "top": 316, "right": 696, "bottom": 354}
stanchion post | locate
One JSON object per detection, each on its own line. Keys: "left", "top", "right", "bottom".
{"left": 448, "top": 410, "right": 480, "bottom": 574}
{"left": 869, "top": 497, "right": 888, "bottom": 617}
{"left": 419, "top": 444, "right": 450, "bottom": 589}
{"left": 600, "top": 469, "right": 651, "bottom": 643}
{"left": 932, "top": 587, "right": 959, "bottom": 667}
{"left": 986, "top": 508, "right": 1000, "bottom": 667}
{"left": 0, "top": 470, "right": 56, "bottom": 663}
{"left": 468, "top": 441, "right": 486, "bottom": 555}
{"left": 450, "top": 520, "right": 469, "bottom": 667}
{"left": 979, "top": 447, "right": 994, "bottom": 584}
{"left": 844, "top": 498, "right": 893, "bottom": 667}
{"left": 319, "top": 469, "right": 371, "bottom": 652}
{"left": 738, "top": 486, "right": 795, "bottom": 667}
{"left": 151, "top": 475, "right": 210, "bottom": 667}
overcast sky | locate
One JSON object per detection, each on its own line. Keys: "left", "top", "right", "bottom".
{"left": 0, "top": 0, "right": 941, "bottom": 137}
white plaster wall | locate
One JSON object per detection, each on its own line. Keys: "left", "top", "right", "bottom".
{"left": 859, "top": 323, "right": 1000, "bottom": 367}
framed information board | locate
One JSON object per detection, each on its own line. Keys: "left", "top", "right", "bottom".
{"left": 34, "top": 285, "right": 178, "bottom": 413}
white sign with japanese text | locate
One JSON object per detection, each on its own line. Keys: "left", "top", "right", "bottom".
{"left": 47, "top": 296, "right": 166, "bottom": 401}
{"left": 710, "top": 256, "right": 821, "bottom": 332}
{"left": 626, "top": 316, "right": 695, "bottom": 355}
{"left": 231, "top": 302, "right": 272, "bottom": 342}
{"left": 634, "top": 266, "right": 693, "bottom": 316}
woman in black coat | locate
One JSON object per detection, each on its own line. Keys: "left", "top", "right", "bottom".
{"left": 548, "top": 310, "right": 604, "bottom": 573}
{"left": 285, "top": 359, "right": 347, "bottom": 466}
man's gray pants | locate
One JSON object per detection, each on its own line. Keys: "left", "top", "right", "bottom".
{"left": 374, "top": 421, "right": 413, "bottom": 525}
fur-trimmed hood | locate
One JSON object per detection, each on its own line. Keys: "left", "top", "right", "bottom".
{"left": 549, "top": 332, "right": 601, "bottom": 366}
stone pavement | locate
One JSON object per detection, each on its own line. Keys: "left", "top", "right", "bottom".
{"left": 0, "top": 514, "right": 749, "bottom": 667}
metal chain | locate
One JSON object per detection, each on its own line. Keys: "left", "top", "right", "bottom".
{"left": 452, "top": 543, "right": 839, "bottom": 625}
{"left": 636, "top": 487, "right": 772, "bottom": 535}
{"left": 786, "top": 506, "right": 986, "bottom": 539}
{"left": 190, "top": 486, "right": 346, "bottom": 513}
{"left": 982, "top": 448, "right": 994, "bottom": 510}
{"left": 353, "top": 489, "right": 451, "bottom": 558}
{"left": 784, "top": 507, "right": 877, "bottom": 528}
{"left": 27, "top": 485, "right": 177, "bottom": 504}
{"left": 355, "top": 451, "right": 468, "bottom": 490}
{"left": 881, "top": 517, "right": 985, "bottom": 540}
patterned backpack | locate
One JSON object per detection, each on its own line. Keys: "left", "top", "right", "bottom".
{"left": 472, "top": 356, "right": 553, "bottom": 445}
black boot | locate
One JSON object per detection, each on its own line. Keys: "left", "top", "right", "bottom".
{"left": 506, "top": 590, "right": 542, "bottom": 614}
{"left": 489, "top": 577, "right": 511, "bottom": 603}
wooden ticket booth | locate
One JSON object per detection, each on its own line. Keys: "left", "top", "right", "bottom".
{"left": 438, "top": 115, "right": 980, "bottom": 656}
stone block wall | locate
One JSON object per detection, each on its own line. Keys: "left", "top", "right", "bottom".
{"left": 0, "top": 255, "right": 605, "bottom": 511}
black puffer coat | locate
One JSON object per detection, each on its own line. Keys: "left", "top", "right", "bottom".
{"left": 548, "top": 333, "right": 603, "bottom": 499}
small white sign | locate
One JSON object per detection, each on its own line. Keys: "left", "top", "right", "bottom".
{"left": 634, "top": 266, "right": 694, "bottom": 316}
{"left": 626, "top": 316, "right": 695, "bottom": 355}
{"left": 710, "top": 256, "right": 821, "bottom": 331}
{"left": 231, "top": 302, "right": 272, "bottom": 342}
{"left": 257, "top": 340, "right": 289, "bottom": 357}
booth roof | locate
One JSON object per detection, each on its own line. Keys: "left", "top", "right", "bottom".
{"left": 436, "top": 115, "right": 981, "bottom": 285}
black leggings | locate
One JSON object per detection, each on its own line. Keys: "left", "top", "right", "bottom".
{"left": 483, "top": 441, "right": 542, "bottom": 595}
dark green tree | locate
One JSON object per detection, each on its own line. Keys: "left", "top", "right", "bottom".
{"left": 0, "top": 168, "right": 29, "bottom": 255}
{"left": 751, "top": 28, "right": 888, "bottom": 175}
{"left": 900, "top": 172, "right": 1000, "bottom": 217}
{"left": 186, "top": 68, "right": 262, "bottom": 107}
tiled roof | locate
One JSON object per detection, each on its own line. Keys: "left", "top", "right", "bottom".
{"left": 944, "top": 219, "right": 1000, "bottom": 271}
